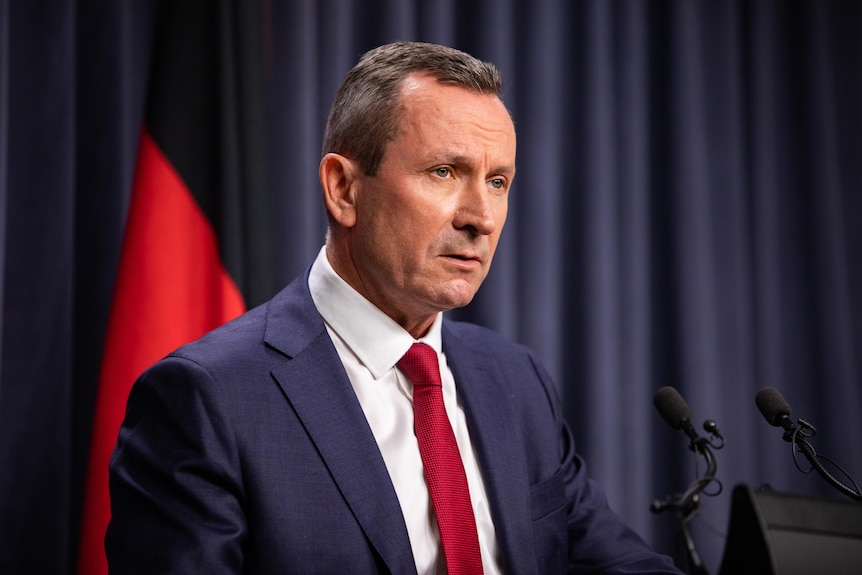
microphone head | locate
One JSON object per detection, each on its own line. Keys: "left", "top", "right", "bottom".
{"left": 653, "top": 386, "right": 692, "bottom": 430}
{"left": 755, "top": 387, "right": 792, "bottom": 426}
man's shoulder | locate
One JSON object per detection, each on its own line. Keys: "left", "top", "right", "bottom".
{"left": 443, "top": 318, "right": 523, "bottom": 348}
{"left": 442, "top": 318, "right": 535, "bottom": 365}
{"left": 168, "top": 302, "right": 270, "bottom": 365}
{"left": 170, "top": 272, "right": 320, "bottom": 366}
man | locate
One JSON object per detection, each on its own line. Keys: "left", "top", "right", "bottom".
{"left": 106, "top": 41, "right": 682, "bottom": 574}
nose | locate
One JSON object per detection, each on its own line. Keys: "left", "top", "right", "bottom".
{"left": 453, "top": 178, "right": 498, "bottom": 236}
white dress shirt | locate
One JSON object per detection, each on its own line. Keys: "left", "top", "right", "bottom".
{"left": 308, "top": 247, "right": 502, "bottom": 575}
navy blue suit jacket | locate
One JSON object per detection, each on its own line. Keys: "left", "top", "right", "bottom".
{"left": 106, "top": 270, "right": 682, "bottom": 574}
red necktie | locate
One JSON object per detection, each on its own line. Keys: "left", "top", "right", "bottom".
{"left": 398, "top": 343, "right": 484, "bottom": 575}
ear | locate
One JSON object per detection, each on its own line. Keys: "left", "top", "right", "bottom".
{"left": 319, "top": 153, "right": 360, "bottom": 228}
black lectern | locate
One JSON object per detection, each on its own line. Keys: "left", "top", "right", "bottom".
{"left": 719, "top": 484, "right": 862, "bottom": 574}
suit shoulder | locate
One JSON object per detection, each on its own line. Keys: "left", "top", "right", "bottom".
{"left": 167, "top": 301, "right": 269, "bottom": 366}
{"left": 444, "top": 318, "right": 529, "bottom": 352}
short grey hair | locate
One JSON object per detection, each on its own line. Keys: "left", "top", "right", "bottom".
{"left": 322, "top": 41, "right": 505, "bottom": 176}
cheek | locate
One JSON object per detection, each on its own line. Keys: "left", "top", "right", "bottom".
{"left": 489, "top": 203, "right": 509, "bottom": 245}
{"left": 365, "top": 209, "right": 427, "bottom": 269}
{"left": 398, "top": 201, "right": 447, "bottom": 245}
{"left": 496, "top": 198, "right": 509, "bottom": 226}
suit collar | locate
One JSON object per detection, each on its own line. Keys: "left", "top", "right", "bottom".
{"left": 264, "top": 273, "right": 418, "bottom": 575}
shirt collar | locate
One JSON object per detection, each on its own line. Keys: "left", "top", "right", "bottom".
{"left": 308, "top": 247, "right": 443, "bottom": 379}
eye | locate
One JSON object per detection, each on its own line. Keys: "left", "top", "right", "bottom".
{"left": 432, "top": 166, "right": 451, "bottom": 178}
{"left": 488, "top": 178, "right": 506, "bottom": 190}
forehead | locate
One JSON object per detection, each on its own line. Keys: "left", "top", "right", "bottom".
{"left": 395, "top": 74, "right": 516, "bottom": 163}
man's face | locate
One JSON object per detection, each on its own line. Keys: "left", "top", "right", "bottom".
{"left": 348, "top": 74, "right": 516, "bottom": 333}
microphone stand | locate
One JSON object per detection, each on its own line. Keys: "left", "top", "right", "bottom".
{"left": 652, "top": 425, "right": 724, "bottom": 575}
{"left": 783, "top": 418, "right": 862, "bottom": 502}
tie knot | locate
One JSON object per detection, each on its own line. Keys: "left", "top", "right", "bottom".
{"left": 397, "top": 342, "right": 442, "bottom": 388}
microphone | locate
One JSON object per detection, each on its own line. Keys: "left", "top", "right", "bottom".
{"left": 755, "top": 386, "right": 795, "bottom": 436}
{"left": 651, "top": 386, "right": 722, "bottom": 575}
{"left": 755, "top": 387, "right": 862, "bottom": 502}
{"left": 654, "top": 386, "right": 700, "bottom": 446}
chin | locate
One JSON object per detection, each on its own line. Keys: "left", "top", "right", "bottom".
{"left": 437, "top": 287, "right": 480, "bottom": 311}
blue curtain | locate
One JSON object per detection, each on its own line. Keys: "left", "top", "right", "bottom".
{"left": 1, "top": 1, "right": 860, "bottom": 573}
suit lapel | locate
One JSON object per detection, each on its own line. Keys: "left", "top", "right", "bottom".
{"left": 265, "top": 278, "right": 418, "bottom": 575}
{"left": 443, "top": 324, "right": 539, "bottom": 575}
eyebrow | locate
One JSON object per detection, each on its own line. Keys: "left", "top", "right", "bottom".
{"left": 491, "top": 164, "right": 516, "bottom": 176}
{"left": 443, "top": 154, "right": 515, "bottom": 176}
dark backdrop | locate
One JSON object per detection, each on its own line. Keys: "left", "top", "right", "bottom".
{"left": 1, "top": 1, "right": 861, "bottom": 573}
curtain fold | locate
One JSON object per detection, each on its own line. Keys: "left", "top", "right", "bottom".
{"left": 1, "top": 1, "right": 860, "bottom": 573}
{"left": 1, "top": 2, "right": 77, "bottom": 572}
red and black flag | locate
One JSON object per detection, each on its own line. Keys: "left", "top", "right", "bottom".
{"left": 77, "top": 2, "right": 272, "bottom": 573}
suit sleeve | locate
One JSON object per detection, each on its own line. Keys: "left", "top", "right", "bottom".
{"left": 525, "top": 351, "right": 684, "bottom": 575}
{"left": 106, "top": 355, "right": 246, "bottom": 574}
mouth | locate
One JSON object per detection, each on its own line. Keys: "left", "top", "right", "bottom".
{"left": 442, "top": 252, "right": 483, "bottom": 269}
